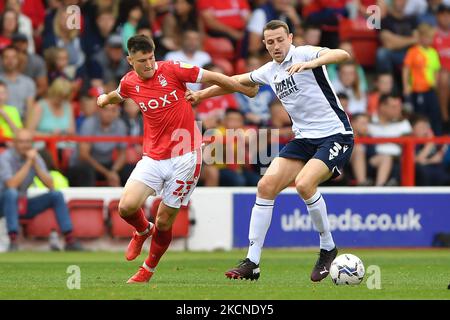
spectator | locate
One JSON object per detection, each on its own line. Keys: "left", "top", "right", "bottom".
{"left": 28, "top": 78, "right": 75, "bottom": 148}
{"left": 246, "top": 0, "right": 301, "bottom": 56}
{"left": 214, "top": 108, "right": 261, "bottom": 186}
{"left": 433, "top": 3, "right": 450, "bottom": 133}
{"left": 368, "top": 94, "right": 412, "bottom": 186}
{"left": 195, "top": 63, "right": 240, "bottom": 129}
{"left": 9, "top": 33, "right": 48, "bottom": 98}
{"left": 302, "top": 0, "right": 348, "bottom": 48}
{"left": 20, "top": 0, "right": 46, "bottom": 48}
{"left": 121, "top": 99, "right": 143, "bottom": 164}
{"left": 162, "top": 0, "right": 202, "bottom": 52}
{"left": 418, "top": 0, "right": 444, "bottom": 25}
{"left": 0, "top": 9, "right": 18, "bottom": 51}
{"left": 0, "top": 80, "right": 22, "bottom": 139}
{"left": 349, "top": 113, "right": 374, "bottom": 186}
{"left": 234, "top": 55, "right": 276, "bottom": 127}
{"left": 376, "top": 0, "right": 419, "bottom": 74}
{"left": 0, "top": 46, "right": 36, "bottom": 125}
{"left": 0, "top": 129, "right": 83, "bottom": 251}
{"left": 327, "top": 41, "right": 368, "bottom": 93}
{"left": 302, "top": 24, "right": 321, "bottom": 46}
{"left": 198, "top": 0, "right": 250, "bottom": 47}
{"left": 367, "top": 73, "right": 396, "bottom": 116}
{"left": 43, "top": 7, "right": 86, "bottom": 69}
{"left": 5, "top": 0, "right": 35, "bottom": 53}
{"left": 333, "top": 61, "right": 367, "bottom": 115}
{"left": 411, "top": 115, "right": 450, "bottom": 185}
{"left": 44, "top": 47, "right": 84, "bottom": 98}
{"left": 164, "top": 29, "right": 212, "bottom": 91}
{"left": 269, "top": 99, "right": 294, "bottom": 149}
{"left": 89, "top": 34, "right": 130, "bottom": 88}
{"left": 81, "top": 7, "right": 117, "bottom": 57}
{"left": 67, "top": 104, "right": 133, "bottom": 187}
{"left": 403, "top": 23, "right": 442, "bottom": 135}
{"left": 76, "top": 88, "right": 102, "bottom": 131}
{"left": 120, "top": 3, "right": 144, "bottom": 52}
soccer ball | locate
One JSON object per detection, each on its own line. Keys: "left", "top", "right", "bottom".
{"left": 330, "top": 254, "right": 365, "bottom": 285}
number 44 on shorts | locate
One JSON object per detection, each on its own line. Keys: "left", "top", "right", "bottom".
{"left": 173, "top": 180, "right": 194, "bottom": 201}
{"left": 329, "top": 142, "right": 349, "bottom": 160}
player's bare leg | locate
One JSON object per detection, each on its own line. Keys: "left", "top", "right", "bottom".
{"left": 226, "top": 157, "right": 304, "bottom": 280}
{"left": 294, "top": 159, "right": 337, "bottom": 282}
{"left": 120, "top": 179, "right": 156, "bottom": 261}
{"left": 127, "top": 201, "right": 179, "bottom": 283}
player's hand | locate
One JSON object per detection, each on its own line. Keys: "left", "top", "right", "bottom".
{"left": 242, "top": 84, "right": 259, "bottom": 98}
{"left": 97, "top": 94, "right": 109, "bottom": 108}
{"left": 286, "top": 61, "right": 318, "bottom": 75}
{"left": 185, "top": 89, "right": 201, "bottom": 104}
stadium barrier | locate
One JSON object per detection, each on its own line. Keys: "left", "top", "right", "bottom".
{"left": 20, "top": 187, "right": 450, "bottom": 250}
{"left": 2, "top": 135, "right": 450, "bottom": 186}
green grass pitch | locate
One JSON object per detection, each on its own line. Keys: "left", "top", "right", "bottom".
{"left": 0, "top": 249, "right": 449, "bottom": 300}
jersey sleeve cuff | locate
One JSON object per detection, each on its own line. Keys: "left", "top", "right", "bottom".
{"left": 249, "top": 72, "right": 262, "bottom": 85}
{"left": 195, "top": 68, "right": 204, "bottom": 83}
{"left": 316, "top": 47, "right": 328, "bottom": 58}
{"left": 115, "top": 89, "right": 124, "bottom": 100}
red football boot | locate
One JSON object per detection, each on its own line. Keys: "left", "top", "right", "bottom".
{"left": 125, "top": 223, "right": 155, "bottom": 261}
{"left": 126, "top": 265, "right": 154, "bottom": 284}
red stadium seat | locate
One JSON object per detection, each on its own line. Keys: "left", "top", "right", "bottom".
{"left": 212, "top": 57, "right": 234, "bottom": 76}
{"left": 149, "top": 197, "right": 190, "bottom": 238}
{"left": 108, "top": 199, "right": 142, "bottom": 238}
{"left": 68, "top": 199, "right": 105, "bottom": 238}
{"left": 21, "top": 209, "right": 59, "bottom": 238}
{"left": 203, "top": 37, "right": 235, "bottom": 60}
{"left": 339, "top": 18, "right": 379, "bottom": 67}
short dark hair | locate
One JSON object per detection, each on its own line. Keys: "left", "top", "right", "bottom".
{"left": 1, "top": 45, "right": 18, "bottom": 56}
{"left": 127, "top": 34, "right": 155, "bottom": 54}
{"left": 263, "top": 20, "right": 290, "bottom": 35}
{"left": 379, "top": 93, "right": 399, "bottom": 106}
{"left": 0, "top": 80, "right": 6, "bottom": 88}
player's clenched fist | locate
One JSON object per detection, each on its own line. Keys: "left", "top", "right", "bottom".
{"left": 185, "top": 89, "right": 201, "bottom": 104}
{"left": 97, "top": 93, "right": 109, "bottom": 108}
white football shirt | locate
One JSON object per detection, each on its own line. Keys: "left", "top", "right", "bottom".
{"left": 249, "top": 45, "right": 353, "bottom": 139}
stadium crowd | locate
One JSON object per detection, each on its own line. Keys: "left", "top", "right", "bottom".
{"left": 0, "top": 0, "right": 450, "bottom": 188}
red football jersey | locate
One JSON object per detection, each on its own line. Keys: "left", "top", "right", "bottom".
{"left": 117, "top": 61, "right": 203, "bottom": 160}
{"left": 434, "top": 29, "right": 450, "bottom": 72}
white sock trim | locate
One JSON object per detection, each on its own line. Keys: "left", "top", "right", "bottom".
{"left": 304, "top": 191, "right": 321, "bottom": 205}
{"left": 255, "top": 197, "right": 274, "bottom": 206}
{"left": 142, "top": 262, "right": 155, "bottom": 273}
{"left": 137, "top": 222, "right": 153, "bottom": 236}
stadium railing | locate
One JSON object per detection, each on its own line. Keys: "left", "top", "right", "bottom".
{"left": 1, "top": 135, "right": 450, "bottom": 186}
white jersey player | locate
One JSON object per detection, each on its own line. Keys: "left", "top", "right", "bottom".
{"left": 186, "top": 20, "right": 353, "bottom": 282}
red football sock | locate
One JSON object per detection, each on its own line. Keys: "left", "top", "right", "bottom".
{"left": 122, "top": 208, "right": 149, "bottom": 233}
{"left": 145, "top": 227, "right": 173, "bottom": 269}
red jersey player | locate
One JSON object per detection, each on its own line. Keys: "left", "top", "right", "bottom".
{"left": 97, "top": 35, "right": 257, "bottom": 283}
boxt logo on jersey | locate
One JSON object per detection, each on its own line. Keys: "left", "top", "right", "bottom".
{"left": 275, "top": 75, "right": 299, "bottom": 99}
{"left": 138, "top": 90, "right": 179, "bottom": 111}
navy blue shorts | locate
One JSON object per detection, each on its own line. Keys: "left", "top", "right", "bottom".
{"left": 278, "top": 133, "right": 354, "bottom": 179}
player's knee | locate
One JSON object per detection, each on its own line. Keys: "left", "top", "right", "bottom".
{"left": 257, "top": 178, "right": 277, "bottom": 199}
{"left": 118, "top": 200, "right": 140, "bottom": 217}
{"left": 155, "top": 216, "right": 172, "bottom": 231}
{"left": 295, "top": 178, "right": 315, "bottom": 199}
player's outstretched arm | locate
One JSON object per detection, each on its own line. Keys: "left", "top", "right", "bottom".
{"left": 201, "top": 70, "right": 258, "bottom": 98}
{"left": 97, "top": 90, "right": 123, "bottom": 108}
{"left": 186, "top": 72, "right": 258, "bottom": 103}
{"left": 287, "top": 49, "right": 350, "bottom": 75}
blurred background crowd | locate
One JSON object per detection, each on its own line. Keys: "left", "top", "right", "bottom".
{"left": 1, "top": 0, "right": 450, "bottom": 188}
